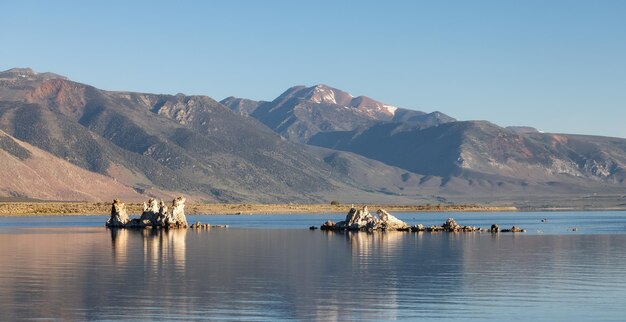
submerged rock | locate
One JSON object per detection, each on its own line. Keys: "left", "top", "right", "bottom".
{"left": 190, "top": 222, "right": 214, "bottom": 229}
{"left": 502, "top": 226, "right": 525, "bottom": 233}
{"left": 321, "top": 220, "right": 336, "bottom": 230}
{"left": 427, "top": 225, "right": 444, "bottom": 232}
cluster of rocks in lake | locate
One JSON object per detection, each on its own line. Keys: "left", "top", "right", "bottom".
{"left": 106, "top": 197, "right": 225, "bottom": 229}
{"left": 106, "top": 197, "right": 188, "bottom": 228}
{"left": 319, "top": 206, "right": 409, "bottom": 231}
{"left": 318, "top": 206, "right": 525, "bottom": 233}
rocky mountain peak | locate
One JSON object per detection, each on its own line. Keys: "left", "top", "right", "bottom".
{"left": 506, "top": 126, "right": 541, "bottom": 134}
{"left": 219, "top": 96, "right": 262, "bottom": 116}
{"left": 275, "top": 84, "right": 396, "bottom": 120}
{"left": 2, "top": 67, "right": 36, "bottom": 77}
{"left": 295, "top": 84, "right": 354, "bottom": 106}
{"left": 351, "top": 95, "right": 397, "bottom": 119}
{"left": 0, "top": 67, "right": 67, "bottom": 82}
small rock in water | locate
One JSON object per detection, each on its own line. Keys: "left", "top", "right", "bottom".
{"left": 511, "top": 226, "right": 524, "bottom": 233}
{"left": 321, "top": 220, "right": 336, "bottom": 230}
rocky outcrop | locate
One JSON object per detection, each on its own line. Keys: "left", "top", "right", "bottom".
{"left": 321, "top": 220, "right": 336, "bottom": 230}
{"left": 171, "top": 197, "right": 188, "bottom": 227}
{"left": 322, "top": 206, "right": 409, "bottom": 231}
{"left": 411, "top": 218, "right": 481, "bottom": 232}
{"left": 339, "top": 206, "right": 377, "bottom": 230}
{"left": 321, "top": 207, "right": 524, "bottom": 233}
{"left": 106, "top": 199, "right": 130, "bottom": 227}
{"left": 190, "top": 221, "right": 228, "bottom": 229}
{"left": 501, "top": 225, "right": 525, "bottom": 233}
{"left": 377, "top": 209, "right": 410, "bottom": 230}
{"left": 156, "top": 201, "right": 171, "bottom": 225}
{"left": 106, "top": 197, "right": 188, "bottom": 229}
{"left": 442, "top": 218, "right": 461, "bottom": 230}
{"left": 139, "top": 198, "right": 159, "bottom": 226}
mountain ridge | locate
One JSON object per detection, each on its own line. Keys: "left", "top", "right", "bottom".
{"left": 221, "top": 84, "right": 455, "bottom": 143}
{"left": 2, "top": 67, "right": 626, "bottom": 206}
{"left": 0, "top": 68, "right": 444, "bottom": 203}
{"left": 222, "top": 81, "right": 626, "bottom": 203}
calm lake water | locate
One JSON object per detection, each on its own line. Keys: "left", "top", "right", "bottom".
{"left": 1, "top": 211, "right": 626, "bottom": 321}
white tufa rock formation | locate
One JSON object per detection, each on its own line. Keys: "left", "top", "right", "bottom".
{"left": 106, "top": 197, "right": 188, "bottom": 228}
{"left": 324, "top": 206, "right": 409, "bottom": 231}
{"left": 376, "top": 209, "right": 410, "bottom": 230}
{"left": 106, "top": 199, "right": 130, "bottom": 227}
{"left": 171, "top": 196, "right": 188, "bottom": 227}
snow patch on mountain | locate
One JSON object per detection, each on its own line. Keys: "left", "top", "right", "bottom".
{"left": 383, "top": 104, "right": 398, "bottom": 115}
{"left": 309, "top": 85, "right": 340, "bottom": 104}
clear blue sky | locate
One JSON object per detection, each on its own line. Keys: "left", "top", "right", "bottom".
{"left": 2, "top": 1, "right": 625, "bottom": 137}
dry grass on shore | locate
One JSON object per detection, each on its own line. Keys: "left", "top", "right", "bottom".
{"left": 0, "top": 202, "right": 516, "bottom": 216}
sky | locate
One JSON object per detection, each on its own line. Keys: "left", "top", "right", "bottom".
{"left": 1, "top": 1, "right": 625, "bottom": 137}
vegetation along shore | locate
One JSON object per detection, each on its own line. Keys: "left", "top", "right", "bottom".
{"left": 0, "top": 202, "right": 515, "bottom": 216}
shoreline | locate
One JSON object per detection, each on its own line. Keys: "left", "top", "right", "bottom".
{"left": 0, "top": 202, "right": 517, "bottom": 217}
{"left": 2, "top": 201, "right": 625, "bottom": 217}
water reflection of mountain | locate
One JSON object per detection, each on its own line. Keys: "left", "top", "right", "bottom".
{"left": 456, "top": 234, "right": 626, "bottom": 317}
{"left": 1, "top": 228, "right": 626, "bottom": 320}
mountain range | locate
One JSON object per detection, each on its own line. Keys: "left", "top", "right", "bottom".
{"left": 2, "top": 67, "right": 626, "bottom": 206}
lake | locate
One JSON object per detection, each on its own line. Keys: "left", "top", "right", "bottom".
{"left": 1, "top": 211, "right": 625, "bottom": 321}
